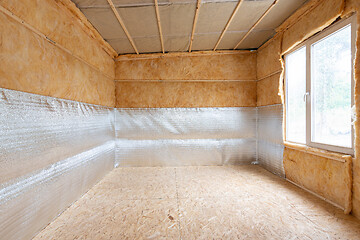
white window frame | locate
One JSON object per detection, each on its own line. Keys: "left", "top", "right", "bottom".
{"left": 285, "top": 15, "right": 356, "bottom": 155}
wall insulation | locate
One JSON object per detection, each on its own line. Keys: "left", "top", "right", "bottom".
{"left": 115, "top": 52, "right": 257, "bottom": 108}
{"left": 256, "top": 0, "right": 360, "bottom": 216}
{"left": 114, "top": 52, "right": 260, "bottom": 167}
{"left": 0, "top": 0, "right": 116, "bottom": 74}
{"left": 0, "top": 88, "right": 115, "bottom": 240}
{"left": 115, "top": 107, "right": 257, "bottom": 167}
{"left": 0, "top": 0, "right": 116, "bottom": 107}
{"left": 116, "top": 81, "right": 256, "bottom": 108}
{"left": 115, "top": 53, "right": 256, "bottom": 80}
{"left": 0, "top": 0, "right": 117, "bottom": 238}
{"left": 1, "top": 1, "right": 360, "bottom": 239}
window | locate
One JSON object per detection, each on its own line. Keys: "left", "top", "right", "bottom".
{"left": 285, "top": 16, "right": 355, "bottom": 154}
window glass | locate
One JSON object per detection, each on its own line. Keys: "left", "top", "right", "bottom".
{"left": 286, "top": 47, "right": 306, "bottom": 144}
{"left": 311, "top": 24, "right": 352, "bottom": 148}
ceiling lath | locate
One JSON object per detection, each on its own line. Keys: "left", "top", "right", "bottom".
{"left": 154, "top": 0, "right": 165, "bottom": 53}
{"left": 213, "top": 0, "right": 245, "bottom": 51}
{"left": 106, "top": 0, "right": 139, "bottom": 54}
{"left": 233, "top": 0, "right": 278, "bottom": 49}
{"left": 189, "top": 0, "right": 202, "bottom": 52}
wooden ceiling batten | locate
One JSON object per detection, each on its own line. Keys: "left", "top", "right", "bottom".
{"left": 213, "top": 0, "right": 245, "bottom": 51}
{"left": 154, "top": 0, "right": 165, "bottom": 53}
{"left": 106, "top": 0, "right": 139, "bottom": 54}
{"left": 189, "top": 0, "right": 202, "bottom": 52}
{"left": 233, "top": 0, "right": 278, "bottom": 50}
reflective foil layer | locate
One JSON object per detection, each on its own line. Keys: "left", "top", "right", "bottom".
{"left": 257, "top": 104, "right": 285, "bottom": 177}
{"left": 115, "top": 108, "right": 257, "bottom": 166}
{"left": 0, "top": 88, "right": 115, "bottom": 239}
{"left": 0, "top": 87, "right": 285, "bottom": 239}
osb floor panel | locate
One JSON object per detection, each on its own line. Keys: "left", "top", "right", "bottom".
{"left": 33, "top": 166, "right": 360, "bottom": 239}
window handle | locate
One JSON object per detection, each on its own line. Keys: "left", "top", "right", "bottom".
{"left": 303, "top": 92, "right": 310, "bottom": 102}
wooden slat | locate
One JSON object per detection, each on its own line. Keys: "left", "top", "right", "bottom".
{"left": 233, "top": 0, "right": 278, "bottom": 50}
{"left": 213, "top": 0, "right": 244, "bottom": 51}
{"left": 106, "top": 0, "right": 139, "bottom": 54}
{"left": 154, "top": 0, "right": 165, "bottom": 53}
{"left": 189, "top": 0, "right": 202, "bottom": 52}
{"left": 115, "top": 50, "right": 254, "bottom": 61}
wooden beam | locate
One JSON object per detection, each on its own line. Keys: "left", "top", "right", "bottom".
{"left": 154, "top": 0, "right": 165, "bottom": 53}
{"left": 189, "top": 0, "right": 202, "bottom": 52}
{"left": 106, "top": 0, "right": 139, "bottom": 54}
{"left": 233, "top": 0, "right": 278, "bottom": 50}
{"left": 213, "top": 0, "right": 244, "bottom": 51}
{"left": 115, "top": 50, "right": 255, "bottom": 61}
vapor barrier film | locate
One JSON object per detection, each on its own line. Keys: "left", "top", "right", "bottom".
{"left": 0, "top": 88, "right": 115, "bottom": 240}
{"left": 257, "top": 104, "right": 285, "bottom": 177}
{"left": 115, "top": 107, "right": 257, "bottom": 166}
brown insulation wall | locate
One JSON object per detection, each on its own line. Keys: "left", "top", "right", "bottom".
{"left": 115, "top": 53, "right": 257, "bottom": 81}
{"left": 0, "top": 0, "right": 116, "bottom": 77}
{"left": 283, "top": 148, "right": 352, "bottom": 212}
{"left": 116, "top": 81, "right": 256, "bottom": 108}
{"left": 257, "top": 73, "right": 282, "bottom": 107}
{"left": 256, "top": 34, "right": 282, "bottom": 107}
{"left": 0, "top": 1, "right": 115, "bottom": 107}
{"left": 115, "top": 53, "right": 257, "bottom": 108}
{"left": 257, "top": 34, "right": 282, "bottom": 80}
{"left": 257, "top": 0, "right": 360, "bottom": 217}
{"left": 282, "top": 0, "right": 345, "bottom": 54}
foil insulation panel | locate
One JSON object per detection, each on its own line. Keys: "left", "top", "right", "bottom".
{"left": 257, "top": 104, "right": 285, "bottom": 177}
{"left": 0, "top": 88, "right": 115, "bottom": 239}
{"left": 115, "top": 108, "right": 257, "bottom": 167}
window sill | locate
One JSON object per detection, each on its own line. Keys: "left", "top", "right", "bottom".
{"left": 284, "top": 141, "right": 353, "bottom": 163}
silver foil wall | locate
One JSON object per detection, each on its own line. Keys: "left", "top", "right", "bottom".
{"left": 115, "top": 108, "right": 257, "bottom": 166}
{"left": 0, "top": 88, "right": 115, "bottom": 240}
{"left": 0, "top": 87, "right": 285, "bottom": 239}
{"left": 257, "top": 104, "right": 285, "bottom": 177}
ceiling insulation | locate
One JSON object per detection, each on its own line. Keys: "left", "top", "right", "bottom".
{"left": 195, "top": 2, "right": 238, "bottom": 34}
{"left": 71, "top": 0, "right": 308, "bottom": 55}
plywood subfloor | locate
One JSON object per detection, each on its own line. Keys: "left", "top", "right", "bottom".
{"left": 33, "top": 165, "right": 360, "bottom": 239}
